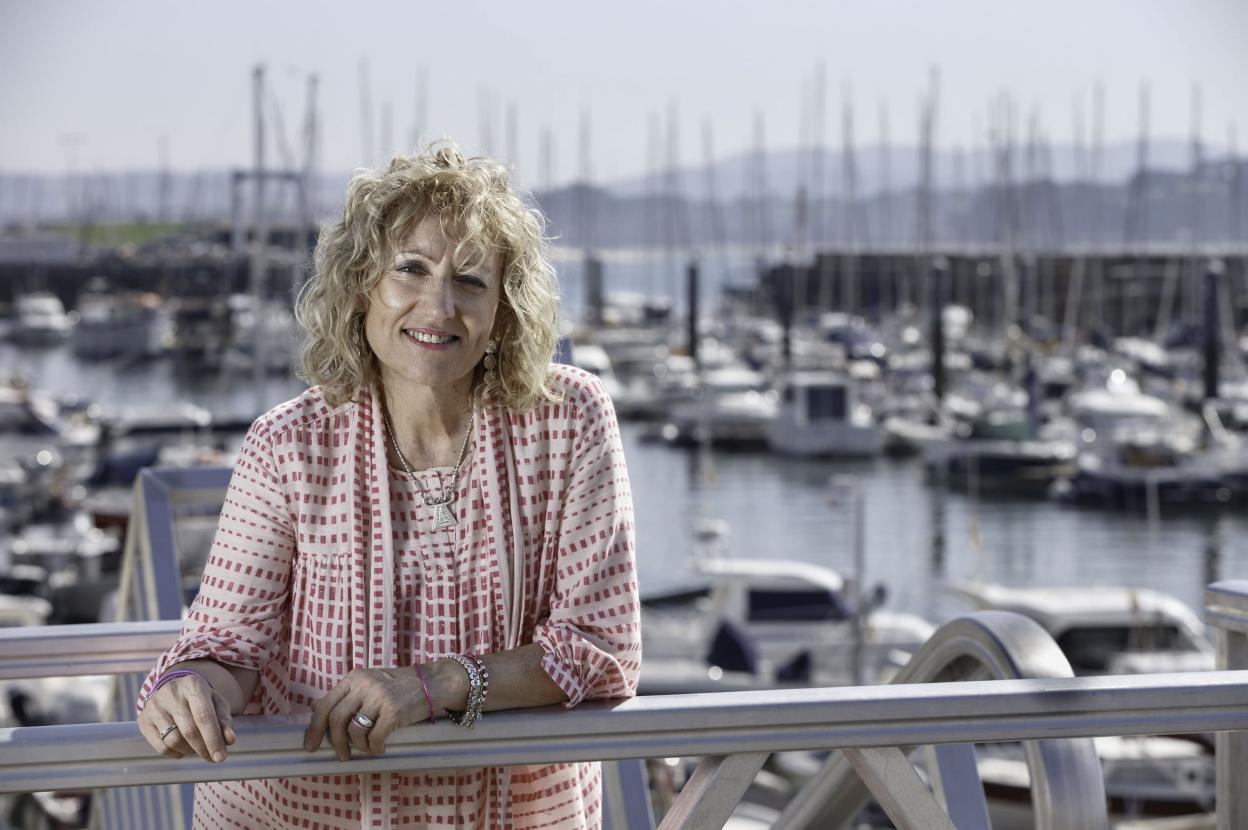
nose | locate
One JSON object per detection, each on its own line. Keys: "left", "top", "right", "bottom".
{"left": 426, "top": 275, "right": 456, "bottom": 319}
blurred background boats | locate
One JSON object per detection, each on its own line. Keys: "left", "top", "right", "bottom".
{"left": 2, "top": 27, "right": 1247, "bottom": 825}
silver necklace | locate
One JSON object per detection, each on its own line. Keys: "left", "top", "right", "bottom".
{"left": 380, "top": 403, "right": 474, "bottom": 531}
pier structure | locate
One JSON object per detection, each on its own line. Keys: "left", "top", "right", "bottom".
{"left": 759, "top": 246, "right": 1248, "bottom": 339}
{"left": 0, "top": 220, "right": 316, "bottom": 308}
{"left": 2, "top": 468, "right": 1248, "bottom": 827}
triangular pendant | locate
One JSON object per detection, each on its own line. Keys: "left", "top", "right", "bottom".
{"left": 432, "top": 501, "right": 457, "bottom": 530}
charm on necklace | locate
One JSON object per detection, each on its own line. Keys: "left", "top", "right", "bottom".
{"left": 432, "top": 501, "right": 457, "bottom": 530}
{"left": 380, "top": 393, "right": 474, "bottom": 534}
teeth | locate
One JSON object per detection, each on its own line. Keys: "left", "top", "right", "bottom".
{"left": 405, "top": 330, "right": 455, "bottom": 344}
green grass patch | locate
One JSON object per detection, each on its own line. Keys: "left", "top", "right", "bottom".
{"left": 40, "top": 222, "right": 186, "bottom": 248}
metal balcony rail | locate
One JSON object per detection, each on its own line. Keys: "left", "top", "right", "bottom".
{"left": 776, "top": 609, "right": 1106, "bottom": 830}
{"left": 5, "top": 590, "right": 1248, "bottom": 828}
{"left": 6, "top": 458, "right": 1248, "bottom": 830}
{"left": 0, "top": 619, "right": 181, "bottom": 680}
{"left": 3, "top": 671, "right": 1248, "bottom": 828}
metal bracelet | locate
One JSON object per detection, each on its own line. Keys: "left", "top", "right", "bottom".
{"left": 447, "top": 653, "right": 489, "bottom": 729}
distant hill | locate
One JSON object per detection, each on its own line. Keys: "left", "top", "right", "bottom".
{"left": 2, "top": 139, "right": 1243, "bottom": 248}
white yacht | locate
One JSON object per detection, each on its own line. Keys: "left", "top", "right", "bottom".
{"left": 765, "top": 371, "right": 882, "bottom": 457}
{"left": 1058, "top": 369, "right": 1248, "bottom": 506}
{"left": 641, "top": 542, "right": 934, "bottom": 693}
{"left": 224, "top": 295, "right": 298, "bottom": 375}
{"left": 9, "top": 293, "right": 74, "bottom": 346}
{"left": 70, "top": 289, "right": 164, "bottom": 359}
{"left": 568, "top": 342, "right": 626, "bottom": 406}
{"left": 949, "top": 581, "right": 1214, "bottom": 675}
{"left": 949, "top": 580, "right": 1216, "bottom": 824}
{"left": 662, "top": 365, "right": 778, "bottom": 448}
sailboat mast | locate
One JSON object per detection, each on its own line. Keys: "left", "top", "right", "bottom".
{"left": 878, "top": 101, "right": 894, "bottom": 314}
{"left": 812, "top": 61, "right": 826, "bottom": 252}
{"left": 1091, "top": 82, "right": 1106, "bottom": 329}
{"left": 1230, "top": 124, "right": 1243, "bottom": 247}
{"left": 1183, "top": 84, "right": 1204, "bottom": 326}
{"left": 296, "top": 72, "right": 319, "bottom": 296}
{"left": 539, "top": 127, "right": 554, "bottom": 192}
{"left": 408, "top": 68, "right": 428, "bottom": 151}
{"left": 358, "top": 60, "right": 374, "bottom": 165}
{"left": 251, "top": 64, "right": 268, "bottom": 406}
{"left": 702, "top": 118, "right": 728, "bottom": 282}
{"left": 842, "top": 82, "right": 862, "bottom": 314}
{"left": 753, "top": 110, "right": 771, "bottom": 264}
{"left": 506, "top": 102, "right": 518, "bottom": 173}
{"left": 379, "top": 101, "right": 393, "bottom": 161}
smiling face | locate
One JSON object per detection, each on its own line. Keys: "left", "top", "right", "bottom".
{"left": 363, "top": 213, "right": 502, "bottom": 400}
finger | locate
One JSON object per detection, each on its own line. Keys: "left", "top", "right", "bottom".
{"left": 347, "top": 709, "right": 378, "bottom": 756}
{"left": 212, "top": 692, "right": 236, "bottom": 746}
{"left": 189, "top": 695, "right": 228, "bottom": 763}
{"left": 327, "top": 702, "right": 358, "bottom": 762}
{"left": 366, "top": 712, "right": 397, "bottom": 757}
{"left": 138, "top": 716, "right": 184, "bottom": 759}
{"left": 171, "top": 706, "right": 211, "bottom": 762}
{"left": 141, "top": 705, "right": 188, "bottom": 758}
{"left": 304, "top": 681, "right": 352, "bottom": 752}
{"left": 164, "top": 728, "right": 192, "bottom": 757}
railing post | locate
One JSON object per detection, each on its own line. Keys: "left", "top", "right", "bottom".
{"left": 601, "top": 759, "right": 655, "bottom": 830}
{"left": 1206, "top": 580, "right": 1248, "bottom": 830}
{"left": 95, "top": 467, "right": 231, "bottom": 830}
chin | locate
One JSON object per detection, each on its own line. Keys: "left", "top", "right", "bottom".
{"left": 382, "top": 362, "right": 476, "bottom": 393}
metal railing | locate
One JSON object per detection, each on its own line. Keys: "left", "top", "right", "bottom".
{"left": 1206, "top": 580, "right": 1248, "bottom": 830}
{"left": 775, "top": 609, "right": 1107, "bottom": 830}
{"left": 0, "top": 619, "right": 180, "bottom": 680}
{"left": 2, "top": 458, "right": 1246, "bottom": 829}
{"left": 4, "top": 613, "right": 1248, "bottom": 828}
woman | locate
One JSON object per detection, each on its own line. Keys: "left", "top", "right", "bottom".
{"left": 136, "top": 142, "right": 641, "bottom": 829}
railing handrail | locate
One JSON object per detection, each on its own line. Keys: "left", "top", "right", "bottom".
{"left": 0, "top": 619, "right": 182, "bottom": 679}
{"left": 2, "top": 671, "right": 1247, "bottom": 795}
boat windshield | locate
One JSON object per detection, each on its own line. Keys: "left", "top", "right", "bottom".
{"left": 1056, "top": 624, "right": 1193, "bottom": 673}
{"left": 807, "top": 385, "right": 848, "bottom": 420}
{"left": 747, "top": 587, "right": 852, "bottom": 622}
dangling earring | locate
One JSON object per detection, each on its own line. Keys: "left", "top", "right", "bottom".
{"left": 483, "top": 338, "right": 498, "bottom": 387}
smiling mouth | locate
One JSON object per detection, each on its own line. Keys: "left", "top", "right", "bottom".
{"left": 403, "top": 329, "right": 458, "bottom": 345}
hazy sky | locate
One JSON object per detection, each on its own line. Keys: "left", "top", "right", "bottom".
{"left": 2, "top": 0, "right": 1245, "bottom": 185}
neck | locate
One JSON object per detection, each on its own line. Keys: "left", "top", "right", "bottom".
{"left": 378, "top": 372, "right": 475, "bottom": 470}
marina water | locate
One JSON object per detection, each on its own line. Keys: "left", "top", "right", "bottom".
{"left": 4, "top": 249, "right": 1247, "bottom": 629}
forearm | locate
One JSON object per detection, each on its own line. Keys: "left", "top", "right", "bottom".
{"left": 423, "top": 644, "right": 567, "bottom": 716}
{"left": 166, "top": 659, "right": 259, "bottom": 715}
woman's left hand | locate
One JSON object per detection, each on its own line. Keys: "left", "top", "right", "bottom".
{"left": 303, "top": 667, "right": 429, "bottom": 760}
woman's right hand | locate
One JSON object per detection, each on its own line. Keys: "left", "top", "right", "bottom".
{"left": 138, "top": 673, "right": 236, "bottom": 763}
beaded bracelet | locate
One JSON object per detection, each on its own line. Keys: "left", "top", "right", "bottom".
{"left": 412, "top": 664, "right": 438, "bottom": 725}
{"left": 143, "top": 668, "right": 213, "bottom": 703}
{"left": 446, "top": 654, "right": 489, "bottom": 729}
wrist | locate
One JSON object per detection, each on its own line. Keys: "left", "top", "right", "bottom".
{"left": 424, "top": 658, "right": 469, "bottom": 716}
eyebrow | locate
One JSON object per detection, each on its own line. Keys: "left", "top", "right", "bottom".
{"left": 394, "top": 247, "right": 435, "bottom": 260}
{"left": 392, "top": 250, "right": 491, "bottom": 278}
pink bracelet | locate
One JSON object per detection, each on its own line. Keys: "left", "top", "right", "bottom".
{"left": 144, "top": 668, "right": 212, "bottom": 702}
{"left": 412, "top": 664, "right": 437, "bottom": 725}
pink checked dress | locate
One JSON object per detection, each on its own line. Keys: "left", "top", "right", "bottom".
{"left": 137, "top": 366, "right": 641, "bottom": 829}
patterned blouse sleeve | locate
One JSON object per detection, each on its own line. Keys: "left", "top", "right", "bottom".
{"left": 532, "top": 374, "right": 642, "bottom": 708}
{"left": 135, "top": 415, "right": 296, "bottom": 713}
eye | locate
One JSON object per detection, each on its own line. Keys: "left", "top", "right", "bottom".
{"left": 457, "top": 274, "right": 489, "bottom": 290}
{"left": 394, "top": 260, "right": 426, "bottom": 276}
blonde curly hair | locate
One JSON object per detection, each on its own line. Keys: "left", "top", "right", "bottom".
{"left": 295, "top": 140, "right": 562, "bottom": 411}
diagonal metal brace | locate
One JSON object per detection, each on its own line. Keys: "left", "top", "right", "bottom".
{"left": 843, "top": 746, "right": 957, "bottom": 830}
{"left": 658, "top": 751, "right": 769, "bottom": 830}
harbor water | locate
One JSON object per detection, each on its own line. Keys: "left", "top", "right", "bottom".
{"left": 4, "top": 244, "right": 1247, "bottom": 630}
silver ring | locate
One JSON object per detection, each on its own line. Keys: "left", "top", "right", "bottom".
{"left": 159, "top": 724, "right": 179, "bottom": 740}
{"left": 351, "top": 712, "right": 375, "bottom": 730}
